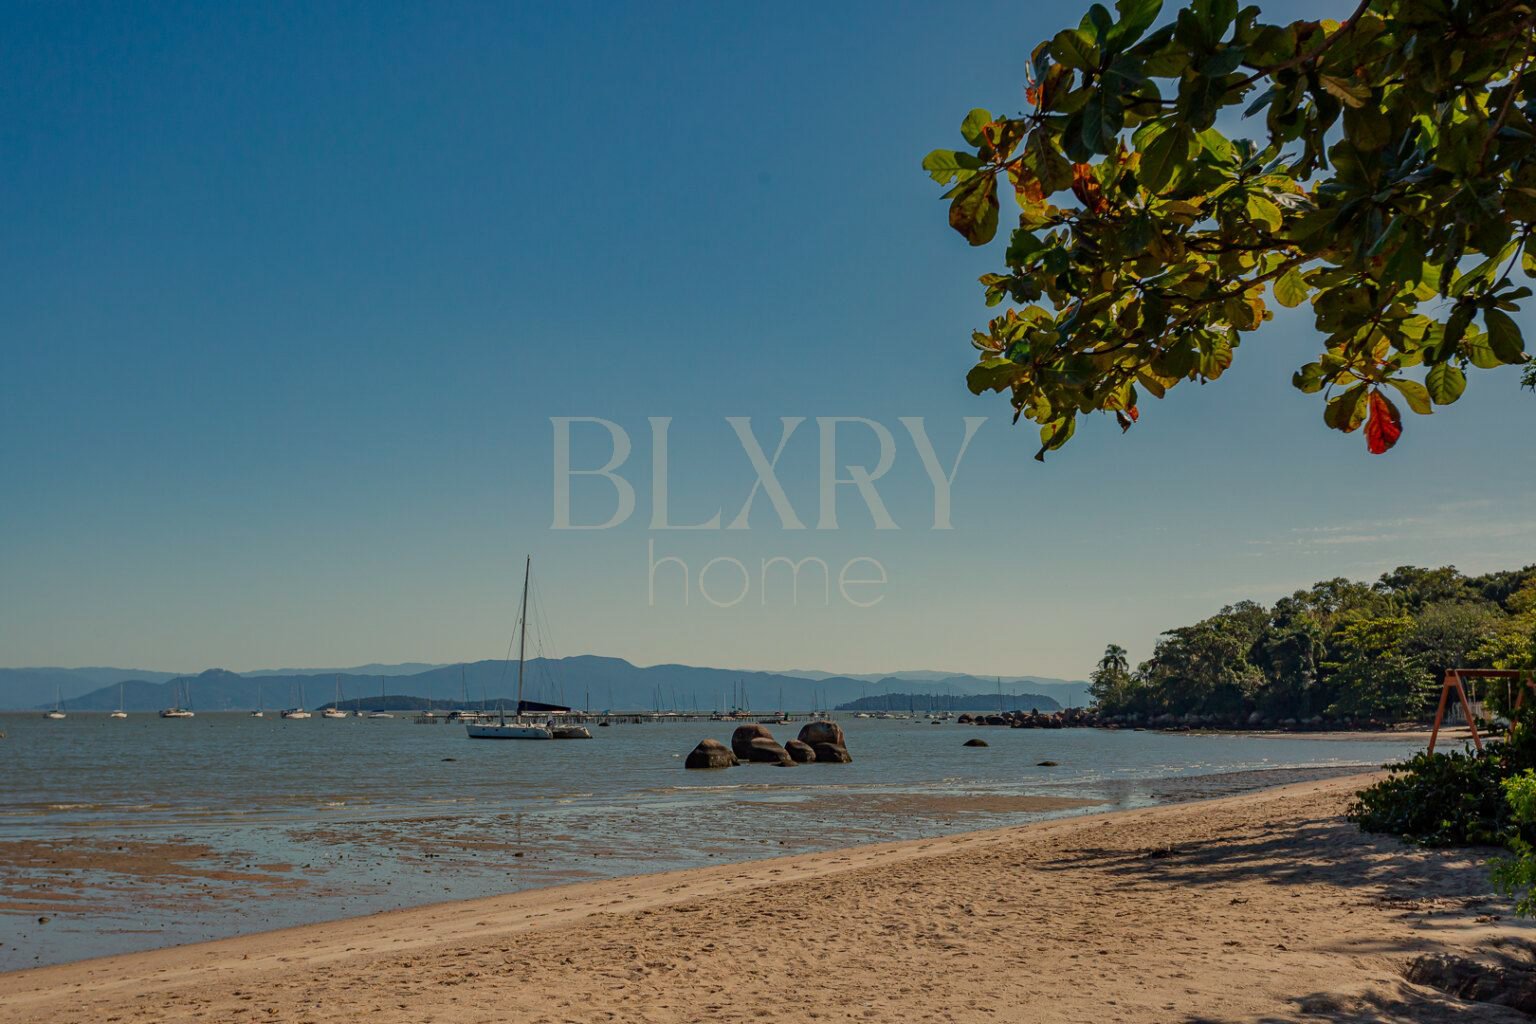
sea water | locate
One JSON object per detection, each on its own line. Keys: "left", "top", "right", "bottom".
{"left": 0, "top": 713, "right": 1435, "bottom": 969}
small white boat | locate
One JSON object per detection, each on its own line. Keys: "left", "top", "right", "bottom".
{"left": 322, "top": 675, "right": 349, "bottom": 717}
{"left": 109, "top": 683, "right": 128, "bottom": 718}
{"left": 550, "top": 722, "right": 592, "bottom": 740}
{"left": 367, "top": 677, "right": 394, "bottom": 717}
{"left": 160, "top": 679, "right": 195, "bottom": 718}
{"left": 250, "top": 710, "right": 265, "bottom": 718}
{"left": 43, "top": 709, "right": 66, "bottom": 720}
{"left": 109, "top": 710, "right": 128, "bottom": 719}
{"left": 280, "top": 708, "right": 312, "bottom": 719}
{"left": 44, "top": 685, "right": 67, "bottom": 718}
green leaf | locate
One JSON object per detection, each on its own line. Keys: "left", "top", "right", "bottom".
{"left": 1109, "top": 0, "right": 1162, "bottom": 46}
{"left": 1318, "top": 74, "right": 1369, "bottom": 108}
{"left": 1080, "top": 92, "right": 1124, "bottom": 154}
{"left": 1027, "top": 129, "right": 1075, "bottom": 193}
{"left": 1292, "top": 361, "right": 1325, "bottom": 393}
{"left": 967, "top": 358, "right": 1022, "bottom": 395}
{"left": 1244, "top": 193, "right": 1283, "bottom": 232}
{"left": 1137, "top": 122, "right": 1190, "bottom": 193}
{"left": 922, "top": 149, "right": 982, "bottom": 185}
{"left": 1385, "top": 378, "right": 1433, "bottom": 415}
{"left": 1425, "top": 362, "right": 1467, "bottom": 405}
{"left": 1274, "top": 269, "right": 1309, "bottom": 308}
{"left": 960, "top": 109, "right": 993, "bottom": 147}
{"left": 1050, "top": 29, "right": 1099, "bottom": 71}
{"left": 1324, "top": 384, "right": 1368, "bottom": 432}
{"left": 1484, "top": 307, "right": 1528, "bottom": 364}
{"left": 949, "top": 173, "right": 999, "bottom": 246}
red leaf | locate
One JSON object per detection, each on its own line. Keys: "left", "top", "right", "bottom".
{"left": 1070, "top": 163, "right": 1108, "bottom": 214}
{"left": 1365, "top": 390, "right": 1402, "bottom": 454}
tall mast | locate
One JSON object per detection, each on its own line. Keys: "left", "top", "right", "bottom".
{"left": 516, "top": 555, "right": 531, "bottom": 713}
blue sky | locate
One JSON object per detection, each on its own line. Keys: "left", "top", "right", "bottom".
{"left": 3, "top": 0, "right": 1533, "bottom": 679}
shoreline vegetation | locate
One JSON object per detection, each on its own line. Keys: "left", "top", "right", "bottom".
{"left": 2, "top": 770, "right": 1527, "bottom": 1023}
{"left": 1088, "top": 564, "right": 1536, "bottom": 728}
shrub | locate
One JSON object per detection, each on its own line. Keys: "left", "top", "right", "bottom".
{"left": 1347, "top": 746, "right": 1522, "bottom": 847}
{"left": 1492, "top": 771, "right": 1536, "bottom": 916}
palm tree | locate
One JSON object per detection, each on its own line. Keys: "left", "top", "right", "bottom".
{"left": 1098, "top": 644, "right": 1129, "bottom": 676}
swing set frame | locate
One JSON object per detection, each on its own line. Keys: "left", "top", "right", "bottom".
{"left": 1426, "top": 668, "right": 1536, "bottom": 755}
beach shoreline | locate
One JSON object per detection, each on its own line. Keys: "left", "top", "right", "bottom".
{"left": 3, "top": 767, "right": 1529, "bottom": 1023}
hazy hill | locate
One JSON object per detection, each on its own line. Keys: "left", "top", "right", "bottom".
{"left": 0, "top": 667, "right": 179, "bottom": 709}
{"left": 15, "top": 659, "right": 1091, "bottom": 712}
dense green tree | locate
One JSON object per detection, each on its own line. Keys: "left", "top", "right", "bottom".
{"left": 1092, "top": 564, "right": 1536, "bottom": 722}
{"left": 1090, "top": 642, "right": 1136, "bottom": 708}
{"left": 1137, "top": 602, "right": 1267, "bottom": 714}
{"left": 926, "top": 0, "right": 1534, "bottom": 459}
{"left": 1322, "top": 614, "right": 1425, "bottom": 718}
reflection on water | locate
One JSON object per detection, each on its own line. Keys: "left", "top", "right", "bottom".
{"left": 0, "top": 714, "right": 1428, "bottom": 970}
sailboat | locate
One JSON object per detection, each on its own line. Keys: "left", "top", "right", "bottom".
{"left": 250, "top": 679, "right": 265, "bottom": 717}
{"left": 160, "top": 678, "right": 195, "bottom": 718}
{"left": 367, "top": 677, "right": 394, "bottom": 718}
{"left": 109, "top": 683, "right": 128, "bottom": 718}
{"left": 280, "top": 681, "right": 311, "bottom": 719}
{"left": 467, "top": 556, "right": 552, "bottom": 740}
{"left": 323, "top": 675, "right": 349, "bottom": 718}
{"left": 43, "top": 685, "right": 67, "bottom": 719}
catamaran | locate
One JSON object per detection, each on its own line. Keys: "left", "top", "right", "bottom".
{"left": 467, "top": 556, "right": 553, "bottom": 740}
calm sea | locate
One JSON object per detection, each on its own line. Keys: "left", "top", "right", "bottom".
{"left": 0, "top": 713, "right": 1432, "bottom": 970}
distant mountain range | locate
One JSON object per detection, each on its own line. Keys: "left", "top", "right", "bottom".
{"left": 1, "top": 659, "right": 1089, "bottom": 712}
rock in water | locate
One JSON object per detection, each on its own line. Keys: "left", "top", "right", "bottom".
{"left": 963, "top": 738, "right": 988, "bottom": 747}
{"left": 731, "top": 723, "right": 777, "bottom": 759}
{"left": 811, "top": 742, "right": 852, "bottom": 763}
{"left": 785, "top": 739, "right": 817, "bottom": 763}
{"left": 745, "top": 736, "right": 795, "bottom": 765}
{"left": 797, "top": 720, "right": 846, "bottom": 748}
{"left": 685, "top": 738, "right": 739, "bottom": 769}
{"left": 1037, "top": 760, "right": 1059, "bottom": 766}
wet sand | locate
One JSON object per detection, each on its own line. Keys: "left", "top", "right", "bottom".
{"left": 1, "top": 771, "right": 1528, "bottom": 1023}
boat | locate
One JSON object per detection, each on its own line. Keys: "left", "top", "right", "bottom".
{"left": 467, "top": 556, "right": 553, "bottom": 740}
{"left": 551, "top": 720, "right": 592, "bottom": 739}
{"left": 366, "top": 677, "right": 394, "bottom": 718}
{"left": 160, "top": 679, "right": 195, "bottom": 718}
{"left": 109, "top": 683, "right": 128, "bottom": 718}
{"left": 322, "top": 675, "right": 349, "bottom": 718}
{"left": 44, "top": 685, "right": 66, "bottom": 719}
{"left": 251, "top": 679, "right": 264, "bottom": 717}
{"left": 467, "top": 702, "right": 552, "bottom": 740}
{"left": 281, "top": 681, "right": 311, "bottom": 719}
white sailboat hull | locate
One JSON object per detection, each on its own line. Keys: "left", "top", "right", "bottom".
{"left": 159, "top": 709, "right": 194, "bottom": 718}
{"left": 466, "top": 722, "right": 552, "bottom": 740}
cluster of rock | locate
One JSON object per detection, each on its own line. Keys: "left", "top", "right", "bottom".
{"left": 685, "top": 721, "right": 852, "bottom": 769}
{"left": 958, "top": 707, "right": 1101, "bottom": 728}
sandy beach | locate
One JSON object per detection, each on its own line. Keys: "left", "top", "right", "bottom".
{"left": 0, "top": 770, "right": 1527, "bottom": 1023}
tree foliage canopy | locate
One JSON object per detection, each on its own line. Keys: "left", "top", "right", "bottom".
{"left": 926, "top": 0, "right": 1536, "bottom": 458}
{"left": 1096, "top": 563, "right": 1536, "bottom": 722}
